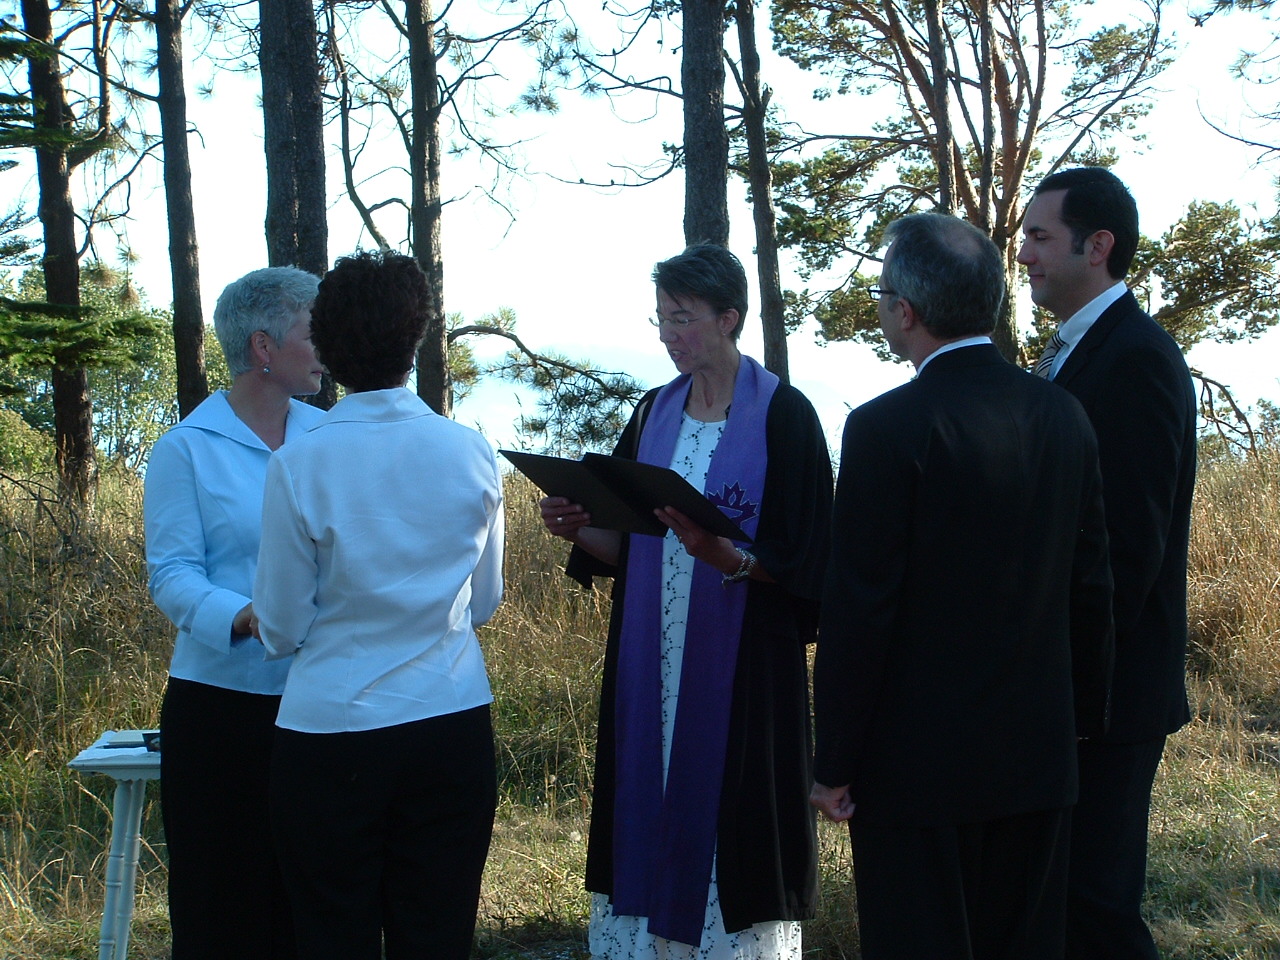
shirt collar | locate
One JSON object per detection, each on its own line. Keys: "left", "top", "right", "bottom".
{"left": 1056, "top": 280, "right": 1128, "bottom": 349}
{"left": 1042, "top": 281, "right": 1127, "bottom": 380}
{"left": 319, "top": 386, "right": 433, "bottom": 425}
{"left": 917, "top": 336, "right": 993, "bottom": 374}
{"left": 173, "top": 390, "right": 266, "bottom": 449}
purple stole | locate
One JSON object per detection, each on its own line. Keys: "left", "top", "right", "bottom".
{"left": 610, "top": 355, "right": 778, "bottom": 946}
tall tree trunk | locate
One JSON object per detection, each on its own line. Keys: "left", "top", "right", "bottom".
{"left": 289, "top": 1, "right": 328, "bottom": 282}
{"left": 926, "top": 0, "right": 955, "bottom": 214}
{"left": 994, "top": 251, "right": 1021, "bottom": 364}
{"left": 976, "top": 0, "right": 995, "bottom": 232}
{"left": 155, "top": 0, "right": 208, "bottom": 419}
{"left": 408, "top": 0, "right": 450, "bottom": 416}
{"left": 735, "top": 0, "right": 788, "bottom": 381}
{"left": 260, "top": 0, "right": 298, "bottom": 264}
{"left": 681, "top": 0, "right": 729, "bottom": 246}
{"left": 260, "top": 0, "right": 335, "bottom": 406}
{"left": 23, "top": 0, "right": 95, "bottom": 504}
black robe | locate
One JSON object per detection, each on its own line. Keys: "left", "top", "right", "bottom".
{"left": 567, "top": 381, "right": 833, "bottom": 934}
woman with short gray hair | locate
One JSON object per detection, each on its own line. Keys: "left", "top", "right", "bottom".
{"left": 143, "top": 265, "right": 326, "bottom": 959}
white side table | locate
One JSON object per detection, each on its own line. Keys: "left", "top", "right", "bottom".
{"left": 68, "top": 730, "right": 162, "bottom": 960}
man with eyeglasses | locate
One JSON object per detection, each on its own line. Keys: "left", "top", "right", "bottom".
{"left": 811, "top": 212, "right": 1115, "bottom": 960}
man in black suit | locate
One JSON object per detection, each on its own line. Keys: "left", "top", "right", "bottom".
{"left": 811, "top": 212, "right": 1115, "bottom": 959}
{"left": 1020, "top": 167, "right": 1197, "bottom": 960}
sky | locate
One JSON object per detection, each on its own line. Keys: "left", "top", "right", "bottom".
{"left": 6, "top": 0, "right": 1280, "bottom": 456}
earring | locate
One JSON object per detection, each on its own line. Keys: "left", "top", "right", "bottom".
{"left": 263, "top": 365, "right": 271, "bottom": 374}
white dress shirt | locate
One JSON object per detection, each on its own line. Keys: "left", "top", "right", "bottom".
{"left": 916, "top": 336, "right": 994, "bottom": 374}
{"left": 1044, "top": 280, "right": 1128, "bottom": 380}
{"left": 254, "top": 387, "right": 505, "bottom": 734}
{"left": 144, "top": 391, "right": 325, "bottom": 694}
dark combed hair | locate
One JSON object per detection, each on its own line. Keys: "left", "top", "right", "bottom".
{"left": 311, "top": 250, "right": 430, "bottom": 392}
{"left": 882, "top": 213, "right": 1006, "bottom": 339}
{"left": 651, "top": 243, "right": 749, "bottom": 340}
{"left": 1034, "top": 167, "right": 1139, "bottom": 280}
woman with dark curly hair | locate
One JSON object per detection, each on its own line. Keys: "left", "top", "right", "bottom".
{"left": 252, "top": 250, "right": 505, "bottom": 960}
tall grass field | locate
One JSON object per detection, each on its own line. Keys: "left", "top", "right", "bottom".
{"left": 1, "top": 452, "right": 1278, "bottom": 958}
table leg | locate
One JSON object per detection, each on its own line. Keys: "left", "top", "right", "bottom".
{"left": 98, "top": 778, "right": 147, "bottom": 960}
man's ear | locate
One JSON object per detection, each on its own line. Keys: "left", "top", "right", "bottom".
{"left": 1086, "top": 230, "right": 1116, "bottom": 268}
{"left": 897, "top": 297, "right": 920, "bottom": 332}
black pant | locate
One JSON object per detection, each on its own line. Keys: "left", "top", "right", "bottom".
{"left": 850, "top": 806, "right": 1073, "bottom": 960}
{"left": 270, "top": 705, "right": 497, "bottom": 960}
{"left": 1065, "top": 737, "right": 1166, "bottom": 960}
{"left": 160, "top": 677, "right": 295, "bottom": 960}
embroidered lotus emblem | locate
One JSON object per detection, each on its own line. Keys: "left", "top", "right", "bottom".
{"left": 708, "top": 481, "right": 759, "bottom": 524}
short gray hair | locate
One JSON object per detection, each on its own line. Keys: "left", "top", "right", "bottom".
{"left": 212, "top": 267, "right": 321, "bottom": 376}
{"left": 652, "top": 244, "right": 750, "bottom": 341}
{"left": 882, "top": 213, "right": 1005, "bottom": 339}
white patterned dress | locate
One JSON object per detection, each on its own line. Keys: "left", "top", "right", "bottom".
{"left": 588, "top": 413, "right": 803, "bottom": 960}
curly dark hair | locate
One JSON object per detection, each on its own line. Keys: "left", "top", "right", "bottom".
{"left": 311, "top": 251, "right": 430, "bottom": 392}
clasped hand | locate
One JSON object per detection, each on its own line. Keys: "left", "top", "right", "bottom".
{"left": 809, "top": 782, "right": 855, "bottom": 822}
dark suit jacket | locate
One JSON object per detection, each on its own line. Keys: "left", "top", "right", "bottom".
{"left": 813, "top": 343, "right": 1115, "bottom": 826}
{"left": 1053, "top": 292, "right": 1196, "bottom": 742}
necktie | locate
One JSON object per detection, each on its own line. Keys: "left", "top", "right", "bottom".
{"left": 1033, "top": 331, "right": 1067, "bottom": 379}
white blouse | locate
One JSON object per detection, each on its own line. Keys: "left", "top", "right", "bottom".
{"left": 144, "top": 391, "right": 325, "bottom": 695}
{"left": 254, "top": 388, "right": 504, "bottom": 734}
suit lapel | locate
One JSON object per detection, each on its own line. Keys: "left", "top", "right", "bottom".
{"left": 1052, "top": 291, "right": 1140, "bottom": 388}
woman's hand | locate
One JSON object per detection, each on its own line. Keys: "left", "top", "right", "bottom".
{"left": 654, "top": 506, "right": 740, "bottom": 573}
{"left": 540, "top": 495, "right": 621, "bottom": 566}
{"left": 234, "top": 603, "right": 265, "bottom": 643}
{"left": 655, "top": 506, "right": 773, "bottom": 583}
{"left": 232, "top": 602, "right": 254, "bottom": 637}
{"left": 539, "top": 496, "right": 591, "bottom": 542}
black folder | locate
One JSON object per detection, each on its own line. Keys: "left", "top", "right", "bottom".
{"left": 499, "top": 449, "right": 752, "bottom": 542}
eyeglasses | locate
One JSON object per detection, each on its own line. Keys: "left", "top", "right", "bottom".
{"left": 648, "top": 313, "right": 709, "bottom": 328}
{"left": 867, "top": 286, "right": 897, "bottom": 303}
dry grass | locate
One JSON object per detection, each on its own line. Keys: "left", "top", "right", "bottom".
{"left": 1, "top": 452, "right": 1278, "bottom": 958}
{"left": 477, "top": 475, "right": 603, "bottom": 957}
{"left": 1187, "top": 451, "right": 1280, "bottom": 711}
{"left": 1146, "top": 449, "right": 1280, "bottom": 959}
{"left": 0, "top": 468, "right": 171, "bottom": 959}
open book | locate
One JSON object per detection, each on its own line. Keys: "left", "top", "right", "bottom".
{"left": 500, "top": 449, "right": 752, "bottom": 542}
